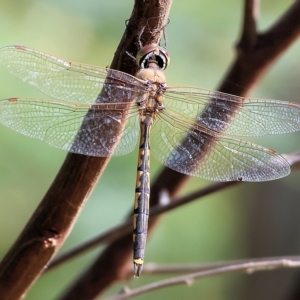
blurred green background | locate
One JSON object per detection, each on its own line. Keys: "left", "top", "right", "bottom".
{"left": 0, "top": 0, "right": 300, "bottom": 299}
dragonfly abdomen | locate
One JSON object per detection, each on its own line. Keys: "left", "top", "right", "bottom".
{"left": 133, "top": 114, "right": 152, "bottom": 277}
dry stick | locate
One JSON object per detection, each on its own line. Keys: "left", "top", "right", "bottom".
{"left": 142, "top": 255, "right": 300, "bottom": 274}
{"left": 107, "top": 257, "right": 300, "bottom": 300}
{"left": 58, "top": 0, "right": 300, "bottom": 299}
{"left": 0, "top": 1, "right": 172, "bottom": 299}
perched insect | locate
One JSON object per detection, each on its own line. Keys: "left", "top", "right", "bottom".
{"left": 0, "top": 44, "right": 300, "bottom": 277}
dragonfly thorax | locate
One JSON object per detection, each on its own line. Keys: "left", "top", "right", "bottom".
{"left": 136, "top": 78, "right": 165, "bottom": 118}
{"left": 135, "top": 44, "right": 168, "bottom": 104}
{"left": 136, "top": 46, "right": 167, "bottom": 115}
{"left": 136, "top": 67, "right": 166, "bottom": 84}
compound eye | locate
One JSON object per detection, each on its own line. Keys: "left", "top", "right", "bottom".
{"left": 136, "top": 44, "right": 158, "bottom": 67}
{"left": 136, "top": 44, "right": 170, "bottom": 70}
{"left": 158, "top": 47, "right": 170, "bottom": 70}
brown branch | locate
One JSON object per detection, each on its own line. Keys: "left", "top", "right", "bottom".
{"left": 107, "top": 257, "right": 300, "bottom": 300}
{"left": 0, "top": 1, "right": 172, "bottom": 299}
{"left": 219, "top": 0, "right": 300, "bottom": 97}
{"left": 237, "top": 0, "right": 259, "bottom": 51}
{"left": 55, "top": 1, "right": 300, "bottom": 298}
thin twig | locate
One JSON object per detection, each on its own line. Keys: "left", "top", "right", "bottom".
{"left": 142, "top": 255, "right": 300, "bottom": 274}
{"left": 107, "top": 257, "right": 300, "bottom": 300}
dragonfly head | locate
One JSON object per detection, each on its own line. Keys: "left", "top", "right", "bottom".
{"left": 136, "top": 44, "right": 170, "bottom": 70}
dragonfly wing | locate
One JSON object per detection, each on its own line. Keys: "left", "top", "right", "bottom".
{"left": 165, "top": 87, "right": 300, "bottom": 136}
{"left": 113, "top": 113, "right": 140, "bottom": 156}
{"left": 0, "top": 45, "right": 143, "bottom": 104}
{"left": 0, "top": 98, "right": 139, "bottom": 157}
{"left": 151, "top": 111, "right": 290, "bottom": 181}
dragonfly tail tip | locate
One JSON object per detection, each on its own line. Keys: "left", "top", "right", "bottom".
{"left": 133, "top": 259, "right": 144, "bottom": 278}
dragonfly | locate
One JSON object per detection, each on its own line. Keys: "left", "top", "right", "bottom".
{"left": 0, "top": 44, "right": 300, "bottom": 277}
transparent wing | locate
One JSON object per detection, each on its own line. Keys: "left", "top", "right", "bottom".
{"left": 151, "top": 110, "right": 290, "bottom": 182}
{"left": 0, "top": 46, "right": 145, "bottom": 156}
{"left": 0, "top": 45, "right": 143, "bottom": 104}
{"left": 113, "top": 113, "right": 140, "bottom": 156}
{"left": 165, "top": 86, "right": 300, "bottom": 136}
{"left": 0, "top": 98, "right": 140, "bottom": 156}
